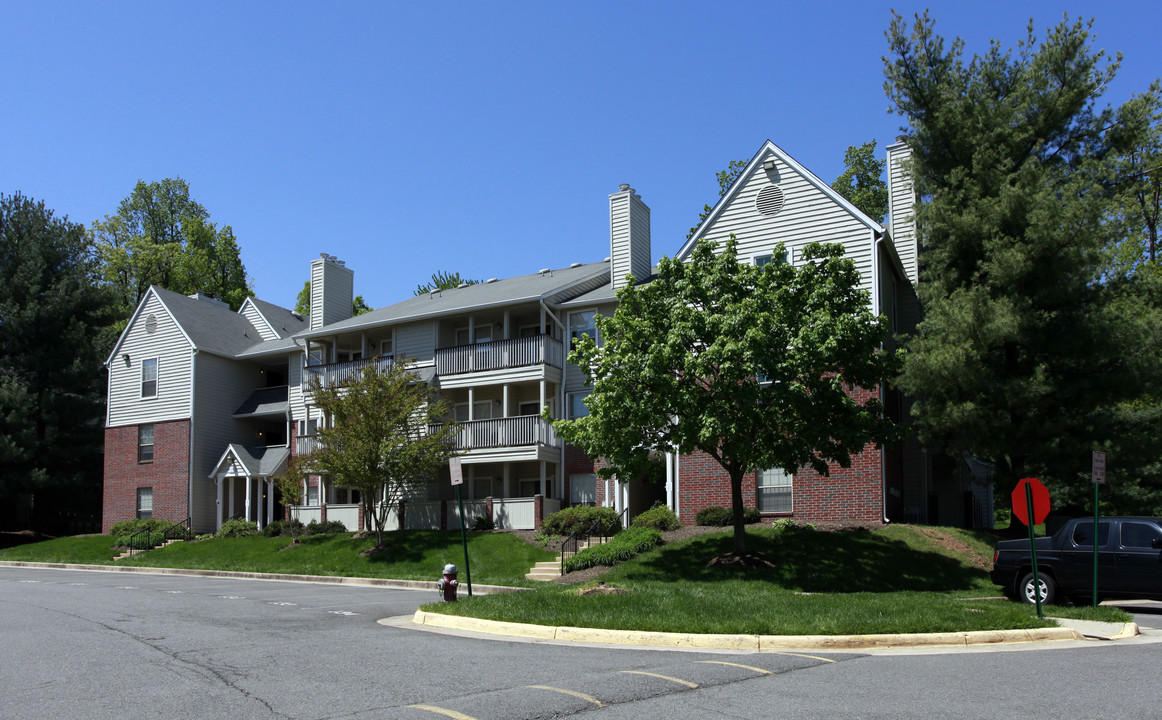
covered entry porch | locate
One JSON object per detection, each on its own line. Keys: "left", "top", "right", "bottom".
{"left": 209, "top": 444, "right": 290, "bottom": 531}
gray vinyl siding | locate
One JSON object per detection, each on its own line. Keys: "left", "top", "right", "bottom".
{"left": 240, "top": 301, "right": 278, "bottom": 341}
{"left": 397, "top": 321, "right": 436, "bottom": 362}
{"left": 696, "top": 153, "right": 875, "bottom": 298}
{"left": 609, "top": 191, "right": 651, "bottom": 290}
{"left": 287, "top": 351, "right": 306, "bottom": 420}
{"left": 609, "top": 194, "right": 630, "bottom": 287}
{"left": 887, "top": 143, "right": 919, "bottom": 285}
{"left": 191, "top": 353, "right": 268, "bottom": 532}
{"left": 564, "top": 301, "right": 616, "bottom": 394}
{"left": 629, "top": 195, "right": 651, "bottom": 281}
{"left": 107, "top": 293, "right": 193, "bottom": 427}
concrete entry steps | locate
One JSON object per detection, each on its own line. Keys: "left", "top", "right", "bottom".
{"left": 524, "top": 539, "right": 600, "bottom": 581}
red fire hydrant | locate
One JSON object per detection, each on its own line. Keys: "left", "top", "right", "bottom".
{"left": 437, "top": 563, "right": 459, "bottom": 602}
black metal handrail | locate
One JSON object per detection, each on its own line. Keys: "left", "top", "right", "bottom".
{"left": 125, "top": 528, "right": 151, "bottom": 556}
{"left": 164, "top": 516, "right": 193, "bottom": 542}
{"left": 559, "top": 517, "right": 617, "bottom": 575}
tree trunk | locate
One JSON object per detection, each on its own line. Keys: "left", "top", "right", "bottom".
{"left": 730, "top": 466, "right": 748, "bottom": 556}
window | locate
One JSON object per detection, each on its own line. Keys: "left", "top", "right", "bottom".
{"left": 1121, "top": 522, "right": 1162, "bottom": 549}
{"left": 136, "top": 487, "right": 153, "bottom": 520}
{"left": 455, "top": 325, "right": 493, "bottom": 345}
{"left": 754, "top": 250, "right": 789, "bottom": 267}
{"left": 471, "top": 476, "right": 497, "bottom": 500}
{"left": 568, "top": 391, "right": 591, "bottom": 419}
{"left": 333, "top": 487, "right": 362, "bottom": 505}
{"left": 569, "top": 310, "right": 599, "bottom": 347}
{"left": 570, "top": 474, "right": 596, "bottom": 506}
{"left": 379, "top": 338, "right": 393, "bottom": 358}
{"left": 519, "top": 479, "right": 544, "bottom": 498}
{"left": 757, "top": 467, "right": 792, "bottom": 513}
{"left": 138, "top": 424, "right": 155, "bottom": 463}
{"left": 519, "top": 324, "right": 541, "bottom": 338}
{"left": 307, "top": 484, "right": 319, "bottom": 505}
{"left": 454, "top": 401, "right": 493, "bottom": 422}
{"left": 298, "top": 418, "right": 318, "bottom": 436}
{"left": 518, "top": 401, "right": 542, "bottom": 416}
{"left": 141, "top": 358, "right": 158, "bottom": 398}
{"left": 1072, "top": 521, "right": 1111, "bottom": 548}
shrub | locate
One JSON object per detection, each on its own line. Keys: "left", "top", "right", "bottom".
{"left": 563, "top": 526, "right": 663, "bottom": 573}
{"left": 770, "top": 517, "right": 797, "bottom": 532}
{"left": 542, "top": 506, "right": 622, "bottom": 537}
{"left": 217, "top": 519, "right": 259, "bottom": 538}
{"left": 695, "top": 506, "right": 760, "bottom": 526}
{"left": 304, "top": 519, "right": 347, "bottom": 536}
{"left": 632, "top": 505, "right": 681, "bottom": 531}
{"left": 110, "top": 518, "right": 182, "bottom": 549}
{"left": 473, "top": 515, "right": 495, "bottom": 531}
{"left": 262, "top": 519, "right": 305, "bottom": 537}
{"left": 532, "top": 532, "right": 560, "bottom": 549}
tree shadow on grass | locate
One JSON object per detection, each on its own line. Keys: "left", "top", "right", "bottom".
{"left": 621, "top": 527, "right": 987, "bottom": 592}
{"left": 359, "top": 530, "right": 465, "bottom": 564}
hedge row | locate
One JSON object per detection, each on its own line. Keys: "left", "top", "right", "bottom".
{"left": 563, "top": 526, "right": 663, "bottom": 573}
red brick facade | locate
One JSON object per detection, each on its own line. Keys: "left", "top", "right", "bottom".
{"left": 102, "top": 419, "right": 190, "bottom": 533}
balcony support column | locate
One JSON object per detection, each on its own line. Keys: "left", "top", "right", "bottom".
{"left": 245, "top": 476, "right": 253, "bottom": 525}
{"left": 503, "top": 310, "right": 511, "bottom": 340}
{"left": 266, "top": 480, "right": 274, "bottom": 529}
{"left": 502, "top": 384, "right": 510, "bottom": 418}
{"left": 467, "top": 387, "right": 475, "bottom": 420}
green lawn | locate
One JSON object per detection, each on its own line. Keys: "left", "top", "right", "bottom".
{"left": 0, "top": 531, "right": 554, "bottom": 587}
{"left": 423, "top": 524, "right": 1132, "bottom": 635}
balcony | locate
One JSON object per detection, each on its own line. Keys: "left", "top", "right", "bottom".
{"left": 295, "top": 434, "right": 320, "bottom": 456}
{"left": 435, "top": 335, "right": 563, "bottom": 377}
{"left": 431, "top": 416, "right": 560, "bottom": 464}
{"left": 303, "top": 355, "right": 394, "bottom": 390}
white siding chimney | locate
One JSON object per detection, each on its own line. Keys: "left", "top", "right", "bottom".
{"left": 309, "top": 254, "right": 355, "bottom": 330}
{"left": 609, "top": 184, "right": 651, "bottom": 290}
{"left": 886, "top": 139, "right": 920, "bottom": 285}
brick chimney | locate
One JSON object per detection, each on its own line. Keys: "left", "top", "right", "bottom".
{"left": 609, "top": 184, "right": 651, "bottom": 290}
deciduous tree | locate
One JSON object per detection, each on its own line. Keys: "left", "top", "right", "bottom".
{"left": 291, "top": 361, "right": 460, "bottom": 549}
{"left": 554, "top": 238, "right": 897, "bottom": 556}
{"left": 831, "top": 140, "right": 889, "bottom": 223}
{"left": 293, "top": 281, "right": 372, "bottom": 317}
{"left": 413, "top": 270, "right": 479, "bottom": 296}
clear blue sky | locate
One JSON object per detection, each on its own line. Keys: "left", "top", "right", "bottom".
{"left": 3, "top": 1, "right": 1159, "bottom": 310}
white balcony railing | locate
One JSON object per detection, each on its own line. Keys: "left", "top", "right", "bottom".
{"left": 295, "top": 435, "right": 320, "bottom": 456}
{"left": 303, "top": 355, "right": 394, "bottom": 390}
{"left": 432, "top": 416, "right": 558, "bottom": 451}
{"left": 435, "top": 335, "right": 563, "bottom": 376}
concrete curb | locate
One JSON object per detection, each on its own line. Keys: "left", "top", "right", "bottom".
{"left": 0, "top": 561, "right": 522, "bottom": 595}
{"left": 411, "top": 610, "right": 1086, "bottom": 650}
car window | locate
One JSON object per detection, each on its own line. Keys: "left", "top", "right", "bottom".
{"left": 1120, "top": 522, "right": 1162, "bottom": 549}
{"left": 1072, "top": 521, "right": 1111, "bottom": 547}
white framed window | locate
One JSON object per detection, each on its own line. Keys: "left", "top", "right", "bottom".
{"left": 379, "top": 338, "right": 394, "bottom": 358}
{"left": 567, "top": 391, "right": 591, "bottom": 419}
{"left": 136, "top": 487, "right": 153, "bottom": 520}
{"left": 298, "top": 417, "right": 319, "bottom": 436}
{"left": 757, "top": 467, "right": 793, "bottom": 513}
{"left": 753, "top": 250, "right": 789, "bottom": 267}
{"left": 141, "top": 357, "right": 158, "bottom": 398}
{"left": 569, "top": 310, "right": 599, "bottom": 347}
{"left": 518, "top": 401, "right": 542, "bottom": 416}
{"left": 454, "top": 401, "right": 494, "bottom": 422}
{"left": 138, "top": 424, "right": 155, "bottom": 463}
{"left": 569, "top": 474, "right": 596, "bottom": 506}
{"left": 455, "top": 325, "right": 494, "bottom": 345}
{"left": 307, "top": 485, "right": 319, "bottom": 505}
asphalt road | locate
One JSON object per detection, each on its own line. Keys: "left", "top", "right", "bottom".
{"left": 3, "top": 566, "right": 1161, "bottom": 720}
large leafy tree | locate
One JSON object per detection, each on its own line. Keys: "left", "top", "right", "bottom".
{"left": 90, "top": 178, "right": 252, "bottom": 323}
{"left": 686, "top": 159, "right": 748, "bottom": 240}
{"left": 291, "top": 361, "right": 459, "bottom": 549}
{"left": 886, "top": 12, "right": 1162, "bottom": 509}
{"left": 0, "top": 193, "right": 116, "bottom": 525}
{"left": 555, "top": 238, "right": 897, "bottom": 556}
{"left": 831, "top": 140, "right": 889, "bottom": 223}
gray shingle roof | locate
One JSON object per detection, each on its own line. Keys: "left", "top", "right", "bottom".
{"left": 151, "top": 287, "right": 304, "bottom": 359}
{"left": 247, "top": 297, "right": 307, "bottom": 339}
{"left": 233, "top": 386, "right": 289, "bottom": 417}
{"left": 224, "top": 444, "right": 290, "bottom": 477}
{"left": 297, "top": 261, "right": 612, "bottom": 339}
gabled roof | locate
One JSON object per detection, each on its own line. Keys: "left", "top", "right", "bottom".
{"left": 106, "top": 287, "right": 306, "bottom": 365}
{"left": 676, "top": 140, "right": 886, "bottom": 261}
{"left": 297, "top": 261, "right": 611, "bottom": 339}
{"left": 210, "top": 444, "right": 290, "bottom": 479}
{"left": 241, "top": 297, "right": 307, "bottom": 340}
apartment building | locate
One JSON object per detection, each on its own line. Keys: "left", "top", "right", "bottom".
{"left": 102, "top": 139, "right": 991, "bottom": 535}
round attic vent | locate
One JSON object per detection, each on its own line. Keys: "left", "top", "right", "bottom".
{"left": 755, "top": 185, "right": 785, "bottom": 216}
{"left": 145, "top": 314, "right": 158, "bottom": 334}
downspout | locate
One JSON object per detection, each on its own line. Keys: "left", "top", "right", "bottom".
{"left": 872, "top": 231, "right": 890, "bottom": 525}
{"left": 189, "top": 348, "right": 198, "bottom": 528}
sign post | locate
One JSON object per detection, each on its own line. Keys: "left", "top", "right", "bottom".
{"left": 1012, "top": 477, "right": 1051, "bottom": 619}
{"left": 1092, "top": 451, "right": 1106, "bottom": 608}
{"left": 450, "top": 457, "right": 472, "bottom": 597}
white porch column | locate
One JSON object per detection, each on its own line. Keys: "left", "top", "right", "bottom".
{"left": 215, "top": 476, "right": 223, "bottom": 532}
{"left": 467, "top": 387, "right": 475, "bottom": 420}
{"left": 539, "top": 461, "right": 547, "bottom": 498}
{"left": 665, "top": 451, "right": 674, "bottom": 511}
{"left": 320, "top": 476, "right": 327, "bottom": 512}
{"left": 360, "top": 333, "right": 368, "bottom": 358}
{"left": 330, "top": 337, "right": 338, "bottom": 363}
{"left": 245, "top": 476, "right": 253, "bottom": 524}
{"left": 539, "top": 379, "right": 546, "bottom": 413}
{"left": 266, "top": 480, "right": 274, "bottom": 527}
{"left": 302, "top": 479, "right": 308, "bottom": 507}
{"left": 502, "top": 384, "right": 510, "bottom": 418}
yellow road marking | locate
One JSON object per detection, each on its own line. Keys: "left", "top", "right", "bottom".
{"left": 527, "top": 685, "right": 603, "bottom": 706}
{"left": 696, "top": 660, "right": 773, "bottom": 675}
{"left": 769, "top": 651, "right": 836, "bottom": 664}
{"left": 408, "top": 704, "right": 478, "bottom": 720}
{"left": 620, "top": 670, "right": 699, "bottom": 688}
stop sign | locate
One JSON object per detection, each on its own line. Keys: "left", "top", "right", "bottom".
{"left": 1012, "top": 477, "right": 1051, "bottom": 526}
